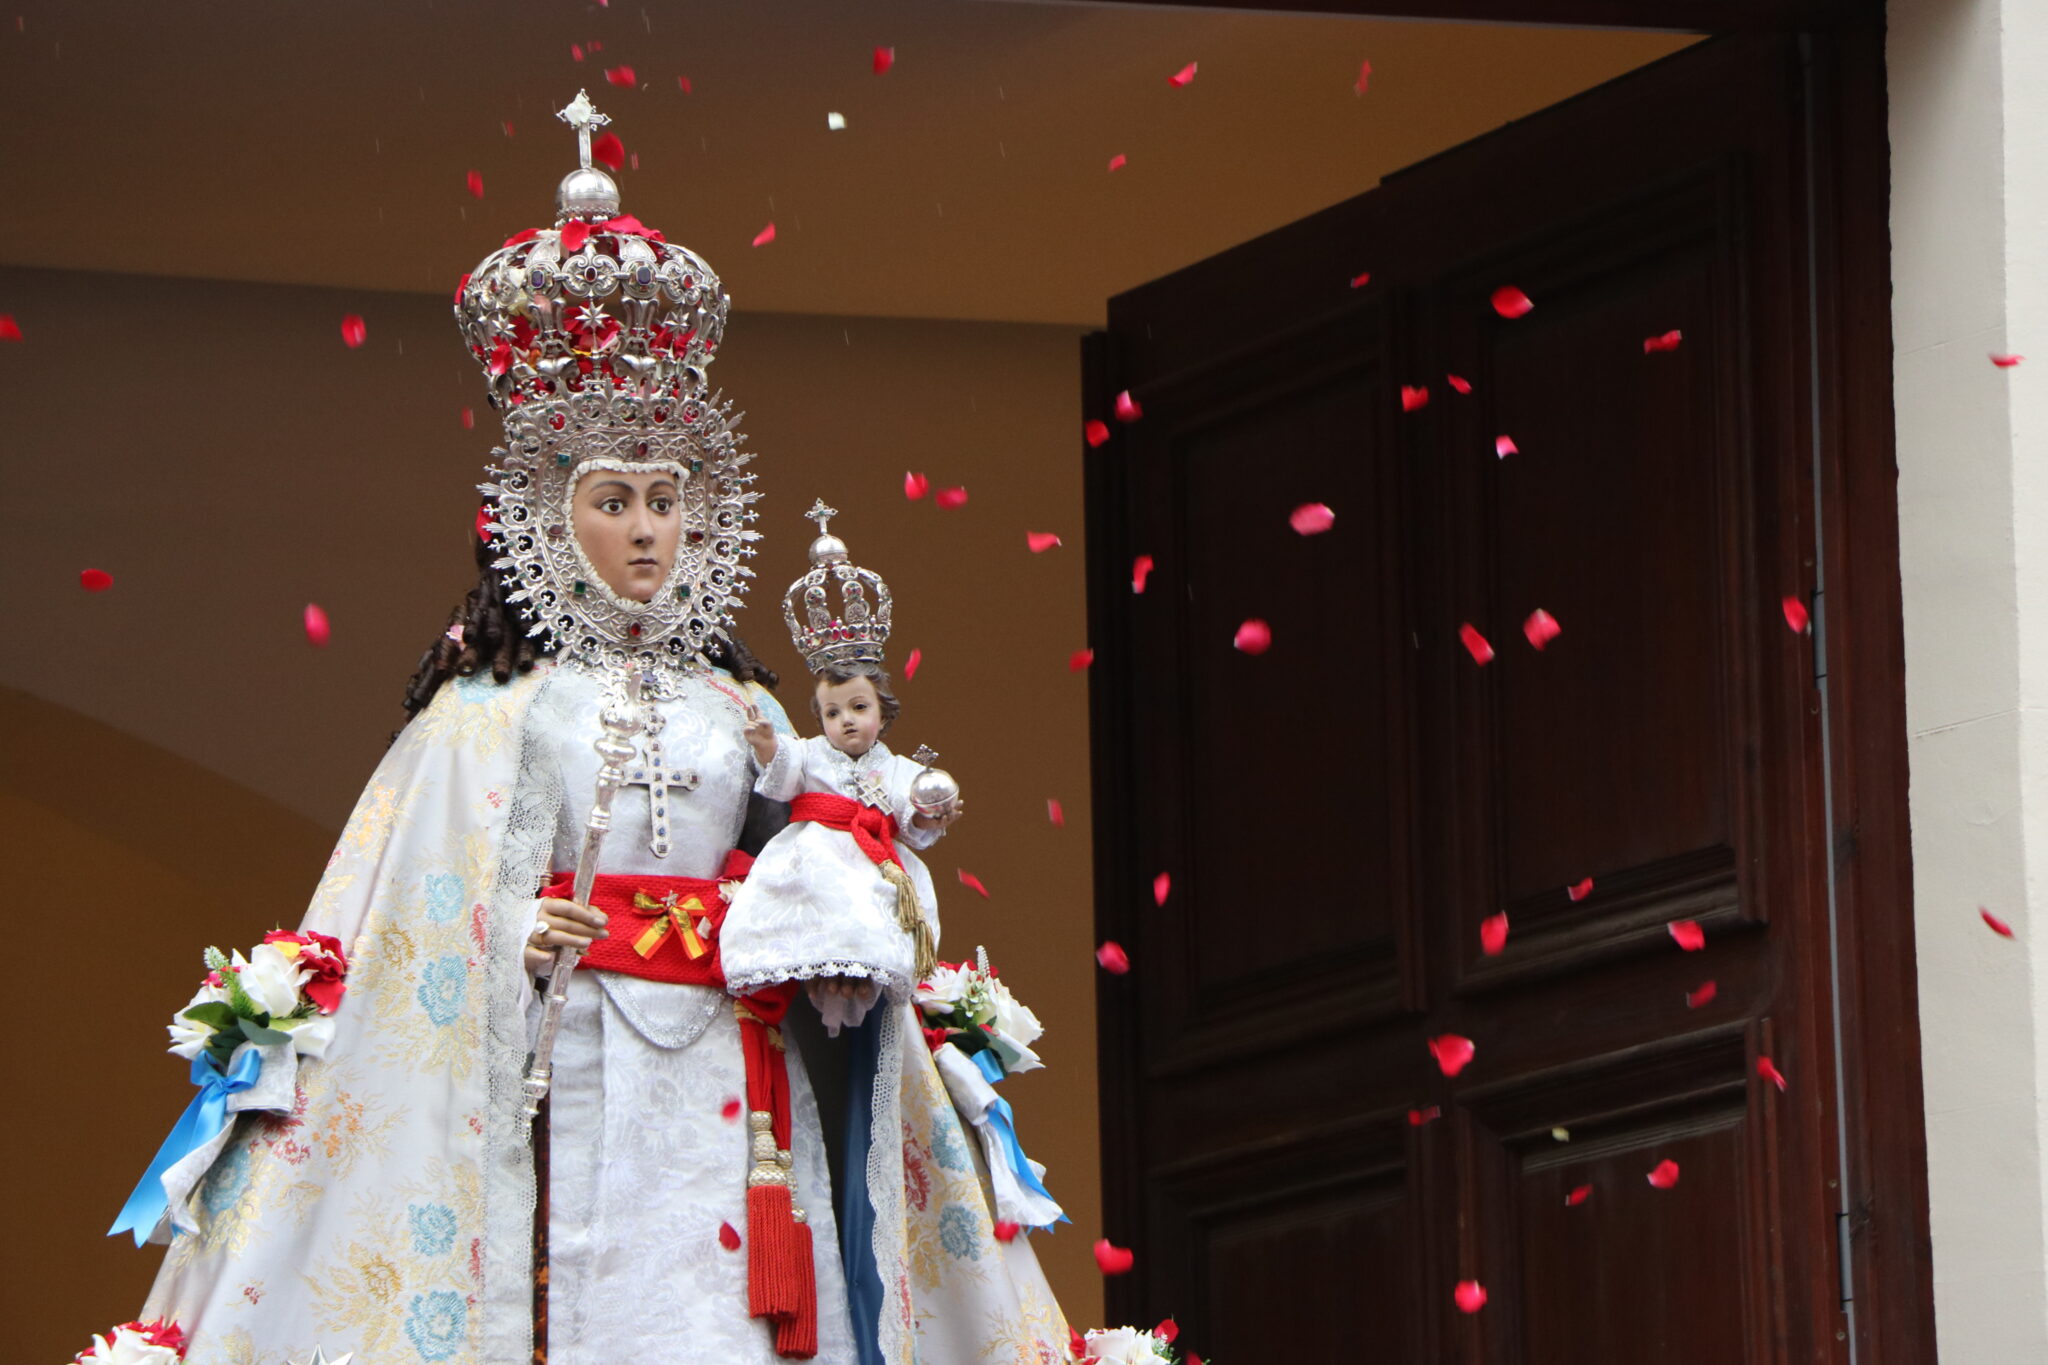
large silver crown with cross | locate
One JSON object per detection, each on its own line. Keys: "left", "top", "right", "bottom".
{"left": 783, "top": 501, "right": 894, "bottom": 672}
{"left": 460, "top": 91, "right": 760, "bottom": 677}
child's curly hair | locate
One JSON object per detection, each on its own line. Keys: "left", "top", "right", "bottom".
{"left": 809, "top": 660, "right": 900, "bottom": 736}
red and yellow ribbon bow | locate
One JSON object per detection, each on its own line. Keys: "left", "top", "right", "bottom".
{"left": 632, "top": 889, "right": 712, "bottom": 961}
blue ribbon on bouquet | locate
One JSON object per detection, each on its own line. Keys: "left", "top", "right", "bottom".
{"left": 969, "top": 1049, "right": 1068, "bottom": 1229}
{"left": 108, "top": 1048, "right": 262, "bottom": 1246}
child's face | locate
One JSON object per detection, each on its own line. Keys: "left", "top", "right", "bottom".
{"left": 816, "top": 675, "right": 885, "bottom": 758}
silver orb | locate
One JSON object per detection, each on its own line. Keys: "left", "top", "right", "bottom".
{"left": 556, "top": 167, "right": 621, "bottom": 221}
{"left": 909, "top": 764, "right": 961, "bottom": 817}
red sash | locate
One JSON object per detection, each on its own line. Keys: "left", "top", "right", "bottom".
{"left": 788, "top": 791, "right": 903, "bottom": 871}
{"left": 538, "top": 852, "right": 817, "bottom": 1359}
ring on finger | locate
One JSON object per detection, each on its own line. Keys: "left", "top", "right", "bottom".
{"left": 530, "top": 915, "right": 551, "bottom": 941}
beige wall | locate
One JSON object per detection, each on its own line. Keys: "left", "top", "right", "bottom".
{"left": 0, "top": 266, "right": 1103, "bottom": 1346}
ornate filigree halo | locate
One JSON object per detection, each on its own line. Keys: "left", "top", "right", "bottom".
{"left": 783, "top": 500, "right": 894, "bottom": 672}
{"left": 456, "top": 91, "right": 760, "bottom": 683}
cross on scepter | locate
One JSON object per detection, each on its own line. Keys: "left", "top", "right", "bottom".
{"left": 805, "top": 499, "right": 838, "bottom": 537}
{"left": 557, "top": 89, "right": 612, "bottom": 172}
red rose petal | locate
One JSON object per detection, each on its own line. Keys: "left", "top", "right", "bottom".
{"left": 1289, "top": 502, "right": 1336, "bottom": 536}
{"left": 561, "top": 220, "right": 592, "bottom": 255}
{"left": 1668, "top": 919, "right": 1705, "bottom": 952}
{"left": 718, "top": 1220, "right": 742, "bottom": 1250}
{"left": 1108, "top": 153, "right": 1127, "bottom": 173}
{"left": 1094, "top": 1238, "right": 1136, "bottom": 1274}
{"left": 1428, "top": 1033, "right": 1476, "bottom": 1077}
{"left": 1685, "top": 980, "right": 1718, "bottom": 1009}
{"left": 721, "top": 1097, "right": 742, "bottom": 1121}
{"left": 1991, "top": 353, "right": 2024, "bottom": 368}
{"left": 79, "top": 568, "right": 113, "bottom": 592}
{"left": 605, "top": 65, "right": 636, "bottom": 88}
{"left": 677, "top": 76, "right": 693, "bottom": 94}
{"left": 1454, "top": 1280, "right": 1488, "bottom": 1314}
{"left": 752, "top": 221, "right": 777, "bottom": 248}
{"left": 1350, "top": 270, "right": 1372, "bottom": 289}
{"left": 1114, "top": 390, "right": 1143, "bottom": 423}
{"left": 1153, "top": 872, "right": 1172, "bottom": 907}
{"left": 502, "top": 120, "right": 516, "bottom": 137}
{"left": 303, "top": 603, "right": 331, "bottom": 647}
{"left": 957, "top": 869, "right": 990, "bottom": 898}
{"left": 475, "top": 504, "right": 493, "bottom": 543}
{"left": 1495, "top": 434, "right": 1519, "bottom": 459}
{"left": 591, "top": 131, "right": 625, "bottom": 171}
{"left": 340, "top": 315, "right": 367, "bottom": 348}
{"left": 1027, "top": 532, "right": 1063, "bottom": 554}
{"left": 1782, "top": 595, "right": 1810, "bottom": 634}
{"left": 1646, "top": 1158, "right": 1681, "bottom": 1189}
{"left": 1757, "top": 1057, "right": 1788, "bottom": 1092}
{"left": 1131, "top": 555, "right": 1155, "bottom": 594}
{"left": 0, "top": 314, "right": 22, "bottom": 341}
{"left": 904, "top": 647, "right": 922, "bottom": 681}
{"left": 935, "top": 487, "right": 968, "bottom": 510}
{"left": 571, "top": 43, "right": 584, "bottom": 62}
{"left": 1070, "top": 648, "right": 1095, "bottom": 672}
{"left": 1566, "top": 1184, "right": 1592, "bottom": 1206}
{"left": 1400, "top": 384, "right": 1430, "bottom": 412}
{"left": 1644, "top": 329, "right": 1683, "bottom": 353}
{"left": 1447, "top": 373, "right": 1472, "bottom": 394}
{"left": 1233, "top": 619, "right": 1272, "bottom": 655}
{"left": 994, "top": 1220, "right": 1021, "bottom": 1243}
{"left": 1047, "top": 798, "right": 1065, "bottom": 828}
{"left": 1096, "top": 940, "right": 1130, "bottom": 974}
{"left": 466, "top": 169, "right": 484, "bottom": 200}
{"left": 1353, "top": 59, "right": 1372, "bottom": 95}
{"left": 1480, "top": 912, "right": 1509, "bottom": 956}
{"left": 1983, "top": 906, "right": 2017, "bottom": 938}
{"left": 1567, "top": 876, "right": 1594, "bottom": 902}
{"left": 1522, "top": 608, "right": 1561, "bottom": 650}
{"left": 1407, "top": 1105, "right": 1441, "bottom": 1126}
{"left": 488, "top": 339, "right": 512, "bottom": 377}
{"left": 903, "top": 471, "right": 929, "bottom": 500}
{"left": 1085, "top": 419, "right": 1111, "bottom": 448}
{"left": 1167, "top": 61, "right": 1198, "bottom": 88}
{"left": 1491, "top": 285, "right": 1535, "bottom": 318}
{"left": 1070, "top": 1329, "right": 1088, "bottom": 1359}
{"left": 1155, "top": 1318, "right": 1180, "bottom": 1344}
{"left": 873, "top": 46, "right": 895, "bottom": 75}
{"left": 461, "top": 406, "right": 475, "bottom": 430}
{"left": 1459, "top": 623, "right": 1495, "bottom": 665}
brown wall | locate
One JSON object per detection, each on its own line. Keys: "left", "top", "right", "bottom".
{"left": 0, "top": 266, "right": 1102, "bottom": 1351}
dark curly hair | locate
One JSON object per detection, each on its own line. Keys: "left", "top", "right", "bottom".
{"left": 808, "top": 660, "right": 900, "bottom": 737}
{"left": 400, "top": 513, "right": 780, "bottom": 722}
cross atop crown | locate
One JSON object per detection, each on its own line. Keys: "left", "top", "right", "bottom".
{"left": 804, "top": 499, "right": 838, "bottom": 536}
{"left": 557, "top": 90, "right": 612, "bottom": 171}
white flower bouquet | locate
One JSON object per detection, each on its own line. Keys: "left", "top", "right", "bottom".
{"left": 915, "top": 952, "right": 1043, "bottom": 1077}
{"left": 167, "top": 930, "right": 350, "bottom": 1068}
{"left": 69, "top": 1319, "right": 185, "bottom": 1365}
{"left": 1073, "top": 1322, "right": 1196, "bottom": 1365}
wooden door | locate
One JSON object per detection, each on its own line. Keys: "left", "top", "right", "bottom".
{"left": 1082, "top": 33, "right": 1921, "bottom": 1363}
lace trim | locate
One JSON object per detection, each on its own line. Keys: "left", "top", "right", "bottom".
{"left": 592, "top": 972, "right": 725, "bottom": 1049}
{"left": 723, "top": 959, "right": 910, "bottom": 998}
{"left": 867, "top": 1005, "right": 910, "bottom": 1364}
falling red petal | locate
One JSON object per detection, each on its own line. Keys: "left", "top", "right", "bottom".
{"left": 1093, "top": 1239, "right": 1136, "bottom": 1274}
{"left": 340, "top": 315, "right": 367, "bottom": 349}
{"left": 1350, "top": 270, "right": 1372, "bottom": 289}
{"left": 1167, "top": 61, "right": 1198, "bottom": 88}
{"left": 1459, "top": 623, "right": 1495, "bottom": 666}
{"left": 1289, "top": 502, "right": 1336, "bottom": 536}
{"left": 1991, "top": 353, "right": 2024, "bottom": 368}
{"left": 1153, "top": 872, "right": 1172, "bottom": 907}
{"left": 466, "top": 169, "right": 484, "bottom": 200}
{"left": 0, "top": 315, "right": 20, "bottom": 341}
{"left": 873, "top": 46, "right": 895, "bottom": 75}
{"left": 1480, "top": 912, "right": 1509, "bottom": 956}
{"left": 79, "top": 568, "right": 113, "bottom": 592}
{"left": 718, "top": 1221, "right": 742, "bottom": 1250}
{"left": 903, "top": 471, "right": 929, "bottom": 500}
{"left": 488, "top": 340, "right": 512, "bottom": 377}
{"left": 1428, "top": 1033, "right": 1476, "bottom": 1078}
{"left": 904, "top": 647, "right": 922, "bottom": 681}
{"left": 461, "top": 406, "right": 475, "bottom": 430}
{"left": 1495, "top": 434, "right": 1519, "bottom": 459}
{"left": 1400, "top": 384, "right": 1430, "bottom": 412}
{"left": 1983, "top": 906, "right": 2017, "bottom": 938}
{"left": 1566, "top": 1184, "right": 1593, "bottom": 1206}
{"left": 721, "top": 1097, "right": 742, "bottom": 1121}
{"left": 1070, "top": 648, "right": 1095, "bottom": 672}
{"left": 605, "top": 65, "right": 636, "bottom": 88}
{"left": 1108, "top": 153, "right": 1127, "bottom": 173}
{"left": 561, "top": 220, "right": 592, "bottom": 255}
{"left": 1453, "top": 1280, "right": 1488, "bottom": 1314}
{"left": 1047, "top": 798, "right": 1065, "bottom": 828}
{"left": 1491, "top": 285, "right": 1535, "bottom": 318}
{"left": 475, "top": 505, "right": 493, "bottom": 543}
{"left": 1096, "top": 940, "right": 1130, "bottom": 974}
{"left": 1668, "top": 919, "right": 1706, "bottom": 952}
{"left": 1646, "top": 1159, "right": 1681, "bottom": 1189}
{"left": 1644, "top": 329, "right": 1684, "bottom": 353}
{"left": 1686, "top": 980, "right": 1718, "bottom": 1009}
{"left": 935, "top": 487, "right": 969, "bottom": 510}
{"left": 1758, "top": 1057, "right": 1788, "bottom": 1092}
{"left": 752, "top": 221, "right": 777, "bottom": 248}
{"left": 1085, "top": 419, "right": 1111, "bottom": 448}
{"left": 957, "top": 869, "right": 990, "bottom": 898}
{"left": 1131, "top": 555, "right": 1154, "bottom": 594}
{"left": 1027, "top": 532, "right": 1063, "bottom": 554}
{"left": 994, "top": 1221, "right": 1021, "bottom": 1243}
{"left": 1407, "top": 1105, "right": 1441, "bottom": 1126}
{"left": 1523, "top": 608, "right": 1561, "bottom": 650}
{"left": 1233, "top": 619, "right": 1273, "bottom": 655}
{"left": 592, "top": 131, "right": 625, "bottom": 171}
{"left": 1155, "top": 1319, "right": 1180, "bottom": 1344}
{"left": 1567, "top": 876, "right": 1594, "bottom": 902}
{"left": 1447, "top": 373, "right": 1472, "bottom": 394}
{"left": 304, "top": 603, "right": 332, "bottom": 647}
{"left": 1354, "top": 59, "right": 1373, "bottom": 95}
{"left": 1114, "top": 390, "right": 1143, "bottom": 423}
{"left": 1782, "top": 595, "right": 1810, "bottom": 634}
{"left": 571, "top": 43, "right": 584, "bottom": 62}
{"left": 630, "top": 153, "right": 640, "bottom": 172}
{"left": 677, "top": 76, "right": 693, "bottom": 94}
{"left": 502, "top": 120, "right": 516, "bottom": 138}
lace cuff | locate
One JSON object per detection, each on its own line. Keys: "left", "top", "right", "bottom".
{"left": 753, "top": 735, "right": 802, "bottom": 801}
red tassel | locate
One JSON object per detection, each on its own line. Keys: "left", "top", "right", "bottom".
{"left": 773, "top": 1219, "right": 820, "bottom": 1358}
{"left": 747, "top": 1183, "right": 803, "bottom": 1318}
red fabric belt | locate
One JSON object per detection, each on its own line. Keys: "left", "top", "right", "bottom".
{"left": 788, "top": 791, "right": 903, "bottom": 871}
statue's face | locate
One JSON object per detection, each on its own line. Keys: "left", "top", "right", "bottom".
{"left": 815, "top": 674, "right": 885, "bottom": 757}
{"left": 569, "top": 469, "right": 683, "bottom": 603}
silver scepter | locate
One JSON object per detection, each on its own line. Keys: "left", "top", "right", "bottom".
{"left": 521, "top": 671, "right": 646, "bottom": 1123}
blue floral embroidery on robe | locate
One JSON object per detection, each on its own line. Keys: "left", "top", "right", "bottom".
{"left": 417, "top": 956, "right": 468, "bottom": 1027}
{"left": 199, "top": 1139, "right": 255, "bottom": 1219}
{"left": 454, "top": 672, "right": 496, "bottom": 704}
{"left": 404, "top": 1290, "right": 467, "bottom": 1361}
{"left": 408, "top": 1202, "right": 459, "bottom": 1257}
{"left": 928, "top": 1111, "right": 972, "bottom": 1172}
{"left": 423, "top": 873, "right": 464, "bottom": 924}
{"left": 938, "top": 1203, "right": 981, "bottom": 1260}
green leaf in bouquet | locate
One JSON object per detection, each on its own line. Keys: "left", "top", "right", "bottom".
{"left": 220, "top": 969, "right": 261, "bottom": 1020}
{"left": 237, "top": 1016, "right": 293, "bottom": 1047}
{"left": 203, "top": 946, "right": 231, "bottom": 975}
{"left": 950, "top": 1025, "right": 993, "bottom": 1059}
{"left": 180, "top": 1002, "right": 239, "bottom": 1031}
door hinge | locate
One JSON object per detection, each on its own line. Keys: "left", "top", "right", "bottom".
{"left": 1836, "top": 1209, "right": 1854, "bottom": 1307}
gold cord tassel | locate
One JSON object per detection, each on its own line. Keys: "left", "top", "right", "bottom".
{"left": 881, "top": 861, "right": 937, "bottom": 980}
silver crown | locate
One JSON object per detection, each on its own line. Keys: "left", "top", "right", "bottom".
{"left": 783, "top": 500, "right": 893, "bottom": 672}
{"left": 459, "top": 92, "right": 760, "bottom": 676}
